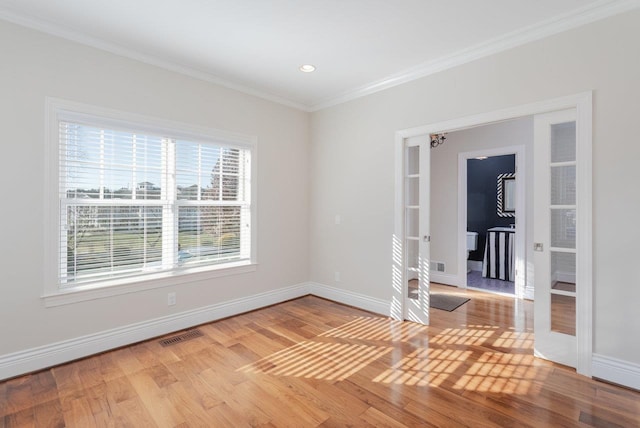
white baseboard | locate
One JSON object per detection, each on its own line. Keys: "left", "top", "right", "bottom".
{"left": 0, "top": 282, "right": 310, "bottom": 381}
{"left": 14, "top": 280, "right": 630, "bottom": 390}
{"left": 592, "top": 354, "right": 640, "bottom": 391}
{"left": 308, "top": 282, "right": 390, "bottom": 316}
{"left": 467, "top": 260, "right": 483, "bottom": 272}
{"left": 430, "top": 272, "right": 461, "bottom": 287}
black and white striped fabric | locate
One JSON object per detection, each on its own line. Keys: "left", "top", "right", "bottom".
{"left": 482, "top": 229, "right": 515, "bottom": 281}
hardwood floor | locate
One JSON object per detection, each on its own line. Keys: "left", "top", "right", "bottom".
{"left": 2, "top": 283, "right": 639, "bottom": 427}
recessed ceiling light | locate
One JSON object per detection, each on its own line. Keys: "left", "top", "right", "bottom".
{"left": 475, "top": 156, "right": 488, "bottom": 160}
{"left": 299, "top": 64, "right": 316, "bottom": 73}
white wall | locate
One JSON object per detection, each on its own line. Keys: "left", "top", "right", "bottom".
{"left": 309, "top": 10, "right": 640, "bottom": 364}
{"left": 0, "top": 21, "right": 309, "bottom": 359}
{"left": 430, "top": 117, "right": 533, "bottom": 282}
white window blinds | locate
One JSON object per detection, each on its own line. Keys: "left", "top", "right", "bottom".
{"left": 59, "top": 121, "right": 251, "bottom": 287}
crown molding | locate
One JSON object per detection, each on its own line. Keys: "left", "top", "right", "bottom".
{"left": 0, "top": 0, "right": 637, "bottom": 113}
{"left": 0, "top": 7, "right": 309, "bottom": 112}
{"left": 309, "top": 0, "right": 640, "bottom": 111}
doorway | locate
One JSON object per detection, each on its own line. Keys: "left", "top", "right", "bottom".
{"left": 456, "top": 141, "right": 527, "bottom": 299}
{"left": 393, "top": 92, "right": 593, "bottom": 376}
{"left": 466, "top": 153, "right": 517, "bottom": 296}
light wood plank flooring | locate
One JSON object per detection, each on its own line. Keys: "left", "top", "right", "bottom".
{"left": 2, "top": 283, "right": 639, "bottom": 427}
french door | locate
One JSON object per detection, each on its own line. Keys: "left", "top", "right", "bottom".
{"left": 533, "top": 109, "right": 579, "bottom": 368}
{"left": 403, "top": 136, "right": 430, "bottom": 325}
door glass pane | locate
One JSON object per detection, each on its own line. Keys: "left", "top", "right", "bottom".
{"left": 551, "top": 294, "right": 576, "bottom": 336}
{"left": 550, "top": 122, "right": 576, "bottom": 163}
{"left": 550, "top": 209, "right": 576, "bottom": 248}
{"left": 407, "top": 238, "right": 419, "bottom": 301}
{"left": 406, "top": 176, "right": 419, "bottom": 206}
{"left": 406, "top": 144, "right": 421, "bottom": 301}
{"left": 408, "top": 279, "right": 419, "bottom": 299}
{"left": 551, "top": 251, "right": 576, "bottom": 292}
{"left": 407, "top": 240, "right": 418, "bottom": 271}
{"left": 407, "top": 146, "right": 420, "bottom": 175}
{"left": 406, "top": 208, "right": 419, "bottom": 238}
{"left": 551, "top": 166, "right": 576, "bottom": 205}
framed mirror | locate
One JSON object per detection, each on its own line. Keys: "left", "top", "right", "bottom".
{"left": 497, "top": 172, "right": 515, "bottom": 217}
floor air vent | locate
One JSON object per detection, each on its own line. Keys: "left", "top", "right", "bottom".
{"left": 158, "top": 329, "right": 204, "bottom": 347}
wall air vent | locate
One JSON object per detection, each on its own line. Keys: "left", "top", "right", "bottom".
{"left": 431, "top": 262, "right": 446, "bottom": 272}
{"left": 158, "top": 329, "right": 204, "bottom": 347}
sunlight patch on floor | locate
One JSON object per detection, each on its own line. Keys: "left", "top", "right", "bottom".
{"left": 320, "top": 316, "right": 427, "bottom": 342}
{"left": 373, "top": 348, "right": 472, "bottom": 387}
{"left": 238, "top": 341, "right": 391, "bottom": 381}
{"left": 452, "top": 352, "right": 539, "bottom": 394}
{"left": 492, "top": 330, "right": 534, "bottom": 350}
{"left": 432, "top": 327, "right": 497, "bottom": 346}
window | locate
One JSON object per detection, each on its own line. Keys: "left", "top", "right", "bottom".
{"left": 46, "top": 100, "right": 255, "bottom": 301}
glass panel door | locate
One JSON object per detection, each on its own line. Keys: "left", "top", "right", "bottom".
{"left": 534, "top": 109, "right": 577, "bottom": 367}
{"left": 404, "top": 138, "right": 430, "bottom": 325}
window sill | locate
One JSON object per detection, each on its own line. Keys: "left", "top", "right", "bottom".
{"left": 42, "top": 262, "right": 257, "bottom": 307}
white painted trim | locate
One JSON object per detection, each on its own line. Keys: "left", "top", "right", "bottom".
{"left": 0, "top": 282, "right": 310, "bottom": 381}
{"left": 575, "top": 93, "right": 594, "bottom": 377}
{"left": 43, "top": 264, "right": 258, "bottom": 307}
{"left": 46, "top": 97, "right": 258, "bottom": 147}
{"left": 1, "top": 1, "right": 636, "bottom": 111}
{"left": 397, "top": 92, "right": 592, "bottom": 139}
{"left": 308, "top": 282, "right": 391, "bottom": 317}
{"left": 310, "top": 0, "right": 640, "bottom": 111}
{"left": 458, "top": 146, "right": 526, "bottom": 299}
{"left": 394, "top": 91, "right": 593, "bottom": 377}
{"left": 592, "top": 354, "right": 640, "bottom": 391}
{"left": 430, "top": 273, "right": 460, "bottom": 287}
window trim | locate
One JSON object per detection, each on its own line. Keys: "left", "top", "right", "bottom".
{"left": 44, "top": 98, "right": 258, "bottom": 307}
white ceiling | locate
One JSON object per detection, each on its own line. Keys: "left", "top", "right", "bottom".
{"left": 0, "top": 0, "right": 635, "bottom": 110}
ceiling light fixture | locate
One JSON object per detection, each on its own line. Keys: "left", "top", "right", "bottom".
{"left": 299, "top": 64, "right": 316, "bottom": 73}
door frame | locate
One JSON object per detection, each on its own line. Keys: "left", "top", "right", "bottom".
{"left": 458, "top": 145, "right": 527, "bottom": 299}
{"left": 393, "top": 91, "right": 592, "bottom": 376}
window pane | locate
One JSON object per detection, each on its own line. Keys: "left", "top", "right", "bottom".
{"left": 59, "top": 118, "right": 252, "bottom": 288}
{"left": 176, "top": 141, "right": 218, "bottom": 201}
{"left": 63, "top": 205, "right": 163, "bottom": 284}
{"left": 178, "top": 206, "right": 244, "bottom": 265}
{"left": 60, "top": 123, "right": 163, "bottom": 200}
